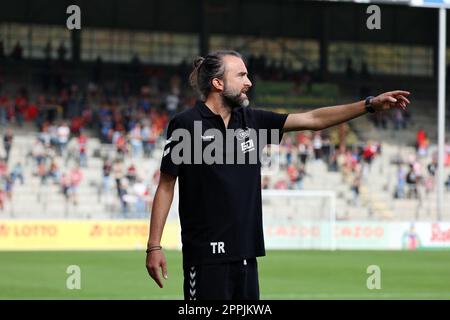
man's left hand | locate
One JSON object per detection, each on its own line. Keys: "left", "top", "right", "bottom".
{"left": 371, "top": 90, "right": 411, "bottom": 112}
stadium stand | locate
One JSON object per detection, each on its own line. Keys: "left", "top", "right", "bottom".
{"left": 1, "top": 1, "right": 450, "bottom": 222}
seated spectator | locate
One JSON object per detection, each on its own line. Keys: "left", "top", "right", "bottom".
{"left": 69, "top": 165, "right": 83, "bottom": 206}
{"left": 37, "top": 161, "right": 47, "bottom": 185}
{"left": 102, "top": 158, "right": 113, "bottom": 195}
{"left": 427, "top": 157, "right": 437, "bottom": 177}
{"left": 406, "top": 164, "right": 419, "bottom": 199}
{"left": 118, "top": 177, "right": 129, "bottom": 216}
{"left": 141, "top": 124, "right": 154, "bottom": 158}
{"left": 10, "top": 162, "right": 24, "bottom": 185}
{"left": 362, "top": 141, "right": 377, "bottom": 168}
{"left": 14, "top": 94, "right": 27, "bottom": 127}
{"left": 351, "top": 165, "right": 362, "bottom": 207}
{"left": 31, "top": 139, "right": 46, "bottom": 175}
{"left": 0, "top": 95, "right": 9, "bottom": 125}
{"left": 60, "top": 173, "right": 71, "bottom": 203}
{"left": 26, "top": 101, "right": 38, "bottom": 122}
{"left": 38, "top": 123, "right": 51, "bottom": 147}
{"left": 48, "top": 159, "right": 60, "bottom": 184}
{"left": 3, "top": 128, "right": 13, "bottom": 163}
{"left": 57, "top": 122, "right": 71, "bottom": 156}
{"left": 114, "top": 131, "right": 128, "bottom": 156}
{"left": 4, "top": 175, "right": 13, "bottom": 202}
{"left": 416, "top": 128, "right": 428, "bottom": 157}
{"left": 113, "top": 159, "right": 124, "bottom": 197}
{"left": 70, "top": 116, "right": 84, "bottom": 136}
{"left": 126, "top": 163, "right": 137, "bottom": 185}
{"left": 133, "top": 177, "right": 148, "bottom": 217}
{"left": 129, "top": 123, "right": 143, "bottom": 157}
{"left": 394, "top": 165, "right": 406, "bottom": 199}
{"left": 313, "top": 132, "right": 323, "bottom": 161}
{"left": 0, "top": 159, "right": 7, "bottom": 179}
{"left": 77, "top": 130, "right": 88, "bottom": 168}
{"left": 287, "top": 164, "right": 299, "bottom": 190}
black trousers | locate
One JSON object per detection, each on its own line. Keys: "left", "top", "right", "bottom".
{"left": 183, "top": 258, "right": 259, "bottom": 300}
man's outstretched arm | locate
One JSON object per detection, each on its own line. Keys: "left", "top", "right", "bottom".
{"left": 283, "top": 90, "right": 410, "bottom": 132}
{"left": 146, "top": 172, "right": 177, "bottom": 288}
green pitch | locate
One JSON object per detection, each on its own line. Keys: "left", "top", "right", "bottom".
{"left": 0, "top": 250, "right": 449, "bottom": 299}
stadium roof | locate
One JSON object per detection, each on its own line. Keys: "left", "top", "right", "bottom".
{"left": 0, "top": 0, "right": 442, "bottom": 46}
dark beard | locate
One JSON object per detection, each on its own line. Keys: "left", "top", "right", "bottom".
{"left": 221, "top": 83, "right": 249, "bottom": 109}
{"left": 221, "top": 92, "right": 244, "bottom": 109}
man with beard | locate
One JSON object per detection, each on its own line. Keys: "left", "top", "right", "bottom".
{"left": 145, "top": 50, "right": 410, "bottom": 300}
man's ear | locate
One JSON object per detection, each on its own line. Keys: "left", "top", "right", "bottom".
{"left": 211, "top": 78, "right": 224, "bottom": 91}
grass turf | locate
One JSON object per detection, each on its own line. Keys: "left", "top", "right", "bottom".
{"left": 0, "top": 250, "right": 449, "bottom": 299}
